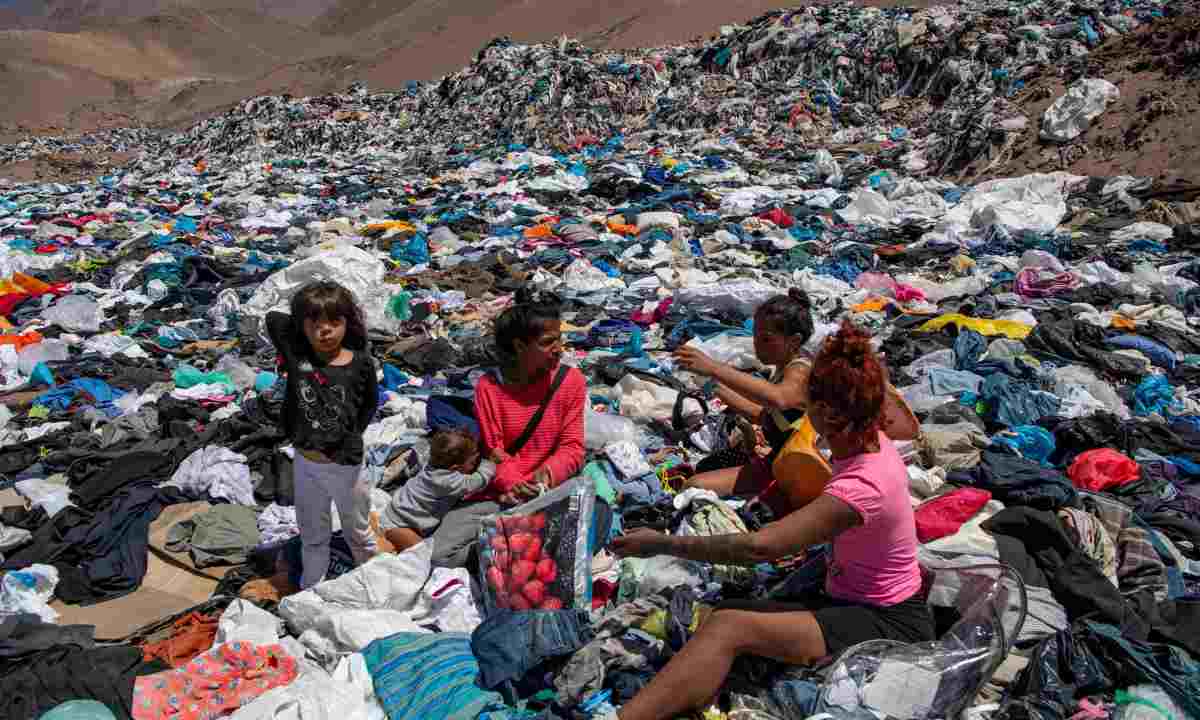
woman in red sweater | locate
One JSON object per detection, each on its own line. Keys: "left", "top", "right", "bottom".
{"left": 429, "top": 288, "right": 586, "bottom": 567}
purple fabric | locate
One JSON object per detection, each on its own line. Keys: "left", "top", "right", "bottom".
{"left": 1014, "top": 268, "right": 1080, "bottom": 298}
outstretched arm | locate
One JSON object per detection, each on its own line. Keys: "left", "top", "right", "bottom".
{"left": 677, "top": 347, "right": 809, "bottom": 412}
{"left": 613, "top": 494, "right": 860, "bottom": 565}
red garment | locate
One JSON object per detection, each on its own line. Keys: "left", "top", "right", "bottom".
{"left": 758, "top": 207, "right": 794, "bottom": 228}
{"left": 472, "top": 365, "right": 586, "bottom": 497}
{"left": 1068, "top": 449, "right": 1140, "bottom": 492}
{"left": 914, "top": 487, "right": 992, "bottom": 543}
{"left": 631, "top": 297, "right": 673, "bottom": 326}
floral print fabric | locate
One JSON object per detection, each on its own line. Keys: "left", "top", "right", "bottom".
{"left": 132, "top": 641, "right": 297, "bottom": 720}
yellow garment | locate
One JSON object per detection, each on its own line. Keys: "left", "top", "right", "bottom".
{"left": 361, "top": 221, "right": 416, "bottom": 235}
{"left": 640, "top": 609, "right": 668, "bottom": 640}
{"left": 917, "top": 313, "right": 1032, "bottom": 339}
{"left": 772, "top": 415, "right": 833, "bottom": 510}
{"left": 950, "top": 254, "right": 977, "bottom": 275}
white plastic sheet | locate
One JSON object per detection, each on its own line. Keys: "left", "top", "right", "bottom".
{"left": 615, "top": 374, "right": 703, "bottom": 423}
{"left": 941, "top": 172, "right": 1083, "bottom": 234}
{"left": 230, "top": 654, "right": 387, "bottom": 720}
{"left": 244, "top": 245, "right": 394, "bottom": 332}
{"left": 1040, "top": 79, "right": 1120, "bottom": 143}
{"left": 0, "top": 564, "right": 59, "bottom": 622}
{"left": 676, "top": 279, "right": 781, "bottom": 317}
{"left": 279, "top": 542, "right": 438, "bottom": 660}
{"left": 585, "top": 408, "right": 638, "bottom": 450}
{"left": 42, "top": 295, "right": 104, "bottom": 334}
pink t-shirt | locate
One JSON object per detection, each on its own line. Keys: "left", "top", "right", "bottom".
{"left": 822, "top": 433, "right": 923, "bottom": 606}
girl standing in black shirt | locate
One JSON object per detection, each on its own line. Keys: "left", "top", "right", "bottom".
{"left": 266, "top": 281, "right": 378, "bottom": 589}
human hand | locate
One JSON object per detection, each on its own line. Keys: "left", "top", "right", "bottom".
{"left": 498, "top": 481, "right": 540, "bottom": 507}
{"left": 674, "top": 346, "right": 720, "bottom": 376}
{"left": 611, "top": 528, "right": 669, "bottom": 558}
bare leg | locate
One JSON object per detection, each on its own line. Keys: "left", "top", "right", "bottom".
{"left": 385, "top": 527, "right": 425, "bottom": 553}
{"left": 684, "top": 462, "right": 767, "bottom": 497}
{"left": 617, "top": 606, "right": 828, "bottom": 720}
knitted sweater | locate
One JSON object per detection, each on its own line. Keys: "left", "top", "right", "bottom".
{"left": 472, "top": 365, "right": 586, "bottom": 497}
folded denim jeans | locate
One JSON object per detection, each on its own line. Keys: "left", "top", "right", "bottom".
{"left": 471, "top": 608, "right": 594, "bottom": 695}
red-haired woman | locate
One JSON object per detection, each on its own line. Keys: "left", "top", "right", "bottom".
{"left": 611, "top": 319, "right": 932, "bottom": 720}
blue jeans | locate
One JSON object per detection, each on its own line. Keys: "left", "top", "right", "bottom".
{"left": 471, "top": 609, "right": 594, "bottom": 701}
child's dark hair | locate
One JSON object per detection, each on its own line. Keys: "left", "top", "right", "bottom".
{"left": 429, "top": 430, "right": 479, "bottom": 469}
{"left": 290, "top": 281, "right": 368, "bottom": 351}
{"left": 754, "top": 288, "right": 814, "bottom": 342}
{"left": 808, "top": 319, "right": 885, "bottom": 444}
{"left": 494, "top": 287, "right": 562, "bottom": 360}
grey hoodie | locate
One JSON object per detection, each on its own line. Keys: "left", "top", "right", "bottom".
{"left": 382, "top": 459, "right": 497, "bottom": 533}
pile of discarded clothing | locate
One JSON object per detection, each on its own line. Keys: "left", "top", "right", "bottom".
{"left": 1, "top": 0, "right": 1200, "bottom": 718}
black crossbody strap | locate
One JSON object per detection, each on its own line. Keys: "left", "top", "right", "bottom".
{"left": 506, "top": 365, "right": 571, "bottom": 456}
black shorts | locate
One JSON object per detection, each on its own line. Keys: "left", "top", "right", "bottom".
{"left": 806, "top": 592, "right": 936, "bottom": 657}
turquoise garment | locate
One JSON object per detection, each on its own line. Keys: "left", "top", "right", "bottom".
{"left": 173, "top": 364, "right": 235, "bottom": 392}
{"left": 362, "top": 633, "right": 509, "bottom": 720}
{"left": 39, "top": 700, "right": 117, "bottom": 720}
{"left": 993, "top": 425, "right": 1056, "bottom": 467}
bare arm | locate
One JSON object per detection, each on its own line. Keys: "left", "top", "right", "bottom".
{"left": 613, "top": 494, "right": 861, "bottom": 565}
{"left": 716, "top": 383, "right": 764, "bottom": 419}
{"left": 707, "top": 361, "right": 809, "bottom": 412}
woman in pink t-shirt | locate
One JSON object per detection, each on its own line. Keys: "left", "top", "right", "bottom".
{"left": 612, "top": 320, "right": 932, "bottom": 720}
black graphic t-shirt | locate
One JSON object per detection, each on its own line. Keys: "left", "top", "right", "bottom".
{"left": 265, "top": 311, "right": 378, "bottom": 466}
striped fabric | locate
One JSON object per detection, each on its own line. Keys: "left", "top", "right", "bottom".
{"left": 362, "top": 632, "right": 506, "bottom": 720}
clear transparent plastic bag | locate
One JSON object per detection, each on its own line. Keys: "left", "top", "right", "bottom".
{"left": 477, "top": 475, "right": 596, "bottom": 614}
{"left": 818, "top": 563, "right": 1026, "bottom": 720}
{"left": 585, "top": 407, "right": 638, "bottom": 450}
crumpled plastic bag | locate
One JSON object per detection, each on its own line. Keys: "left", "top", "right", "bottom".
{"left": 42, "top": 295, "right": 104, "bottom": 334}
{"left": 941, "top": 172, "right": 1082, "bottom": 234}
{"left": 614, "top": 373, "right": 703, "bottom": 423}
{"left": 1040, "top": 79, "right": 1120, "bottom": 143}
{"left": 244, "top": 244, "right": 395, "bottom": 332}
{"left": 1067, "top": 448, "right": 1140, "bottom": 492}
{"left": 0, "top": 563, "right": 59, "bottom": 622}
{"left": 684, "top": 332, "right": 762, "bottom": 370}
{"left": 585, "top": 408, "right": 638, "bottom": 450}
{"left": 279, "top": 542, "right": 434, "bottom": 646}
{"left": 563, "top": 258, "right": 626, "bottom": 293}
{"left": 676, "top": 280, "right": 780, "bottom": 316}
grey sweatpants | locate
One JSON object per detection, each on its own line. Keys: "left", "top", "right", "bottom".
{"left": 429, "top": 501, "right": 502, "bottom": 568}
{"left": 295, "top": 454, "right": 377, "bottom": 589}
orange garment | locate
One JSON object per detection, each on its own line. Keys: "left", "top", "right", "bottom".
{"left": 0, "top": 331, "right": 43, "bottom": 349}
{"left": 523, "top": 223, "right": 555, "bottom": 239}
{"left": 1111, "top": 315, "right": 1137, "bottom": 330}
{"left": 140, "top": 612, "right": 221, "bottom": 667}
{"left": 852, "top": 297, "right": 891, "bottom": 313}
{"left": 606, "top": 220, "right": 638, "bottom": 236}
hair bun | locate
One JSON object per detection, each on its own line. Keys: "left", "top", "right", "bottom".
{"left": 787, "top": 287, "right": 812, "bottom": 311}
